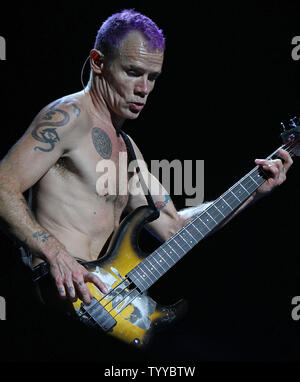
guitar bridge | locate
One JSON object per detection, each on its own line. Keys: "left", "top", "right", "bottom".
{"left": 78, "top": 298, "right": 117, "bottom": 332}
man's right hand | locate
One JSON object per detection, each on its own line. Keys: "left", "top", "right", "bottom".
{"left": 48, "top": 249, "right": 109, "bottom": 305}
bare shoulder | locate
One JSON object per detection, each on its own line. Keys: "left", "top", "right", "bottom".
{"left": 32, "top": 92, "right": 86, "bottom": 128}
{"left": 29, "top": 92, "right": 89, "bottom": 152}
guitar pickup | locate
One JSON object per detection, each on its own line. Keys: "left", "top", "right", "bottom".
{"left": 79, "top": 298, "right": 117, "bottom": 332}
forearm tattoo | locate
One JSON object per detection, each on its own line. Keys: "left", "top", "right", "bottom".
{"left": 32, "top": 230, "right": 52, "bottom": 243}
{"left": 155, "top": 194, "right": 171, "bottom": 210}
{"left": 31, "top": 102, "right": 80, "bottom": 152}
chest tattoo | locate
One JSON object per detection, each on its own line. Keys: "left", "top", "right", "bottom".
{"left": 92, "top": 127, "right": 112, "bottom": 159}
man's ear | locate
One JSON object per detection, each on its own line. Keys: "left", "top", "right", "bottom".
{"left": 90, "top": 49, "right": 104, "bottom": 73}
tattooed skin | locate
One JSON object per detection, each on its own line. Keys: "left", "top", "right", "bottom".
{"left": 32, "top": 230, "right": 52, "bottom": 243}
{"left": 71, "top": 103, "right": 81, "bottom": 117}
{"left": 31, "top": 102, "right": 80, "bottom": 152}
{"left": 92, "top": 127, "right": 112, "bottom": 159}
{"left": 155, "top": 194, "right": 171, "bottom": 210}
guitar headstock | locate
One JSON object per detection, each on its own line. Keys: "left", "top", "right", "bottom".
{"left": 280, "top": 116, "right": 300, "bottom": 157}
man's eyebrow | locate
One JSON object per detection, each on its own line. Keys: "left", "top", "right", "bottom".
{"left": 128, "top": 64, "right": 161, "bottom": 77}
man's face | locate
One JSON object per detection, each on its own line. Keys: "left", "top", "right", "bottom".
{"left": 101, "top": 31, "right": 164, "bottom": 120}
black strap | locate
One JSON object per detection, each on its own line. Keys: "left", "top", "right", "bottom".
{"left": 118, "top": 129, "right": 160, "bottom": 220}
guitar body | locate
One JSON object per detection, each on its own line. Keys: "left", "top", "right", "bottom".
{"left": 37, "top": 206, "right": 187, "bottom": 348}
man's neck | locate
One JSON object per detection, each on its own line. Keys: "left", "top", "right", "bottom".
{"left": 85, "top": 74, "right": 125, "bottom": 134}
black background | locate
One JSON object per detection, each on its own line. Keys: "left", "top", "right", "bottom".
{"left": 0, "top": 0, "right": 300, "bottom": 365}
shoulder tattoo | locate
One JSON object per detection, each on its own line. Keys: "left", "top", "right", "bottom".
{"left": 31, "top": 101, "right": 81, "bottom": 152}
{"left": 92, "top": 127, "right": 112, "bottom": 159}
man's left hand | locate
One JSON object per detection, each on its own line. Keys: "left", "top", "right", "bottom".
{"left": 255, "top": 148, "right": 293, "bottom": 194}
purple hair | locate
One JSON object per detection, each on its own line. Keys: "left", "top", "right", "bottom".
{"left": 94, "top": 9, "right": 165, "bottom": 59}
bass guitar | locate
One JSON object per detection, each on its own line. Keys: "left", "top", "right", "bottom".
{"left": 36, "top": 118, "right": 300, "bottom": 347}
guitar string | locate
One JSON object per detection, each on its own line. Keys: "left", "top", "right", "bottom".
{"left": 77, "top": 277, "right": 130, "bottom": 318}
{"left": 79, "top": 138, "right": 300, "bottom": 325}
{"left": 107, "top": 285, "right": 141, "bottom": 320}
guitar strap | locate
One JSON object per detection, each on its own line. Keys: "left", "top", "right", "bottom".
{"left": 118, "top": 129, "right": 160, "bottom": 221}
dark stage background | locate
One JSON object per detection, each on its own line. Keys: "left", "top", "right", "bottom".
{"left": 0, "top": 0, "right": 300, "bottom": 365}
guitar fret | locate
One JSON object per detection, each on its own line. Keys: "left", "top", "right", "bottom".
{"left": 206, "top": 210, "right": 218, "bottom": 224}
{"left": 214, "top": 205, "right": 225, "bottom": 218}
{"left": 160, "top": 246, "right": 178, "bottom": 263}
{"left": 232, "top": 184, "right": 247, "bottom": 202}
{"left": 190, "top": 222, "right": 205, "bottom": 238}
{"left": 206, "top": 208, "right": 218, "bottom": 225}
{"left": 209, "top": 204, "right": 225, "bottom": 220}
{"left": 250, "top": 174, "right": 260, "bottom": 186}
{"left": 223, "top": 191, "right": 240, "bottom": 210}
{"left": 152, "top": 252, "right": 169, "bottom": 272}
{"left": 140, "top": 261, "right": 158, "bottom": 281}
{"left": 220, "top": 197, "right": 233, "bottom": 212}
{"left": 145, "top": 258, "right": 162, "bottom": 279}
{"left": 231, "top": 191, "right": 241, "bottom": 202}
{"left": 239, "top": 182, "right": 250, "bottom": 195}
{"left": 214, "top": 199, "right": 231, "bottom": 218}
{"left": 133, "top": 266, "right": 151, "bottom": 290}
{"left": 188, "top": 222, "right": 204, "bottom": 241}
{"left": 184, "top": 229, "right": 197, "bottom": 245}
{"left": 180, "top": 231, "right": 193, "bottom": 248}
{"left": 200, "top": 218, "right": 210, "bottom": 231}
{"left": 171, "top": 238, "right": 186, "bottom": 255}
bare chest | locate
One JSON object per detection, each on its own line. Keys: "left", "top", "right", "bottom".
{"left": 53, "top": 125, "right": 130, "bottom": 204}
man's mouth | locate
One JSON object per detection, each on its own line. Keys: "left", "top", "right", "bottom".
{"left": 129, "top": 102, "right": 144, "bottom": 112}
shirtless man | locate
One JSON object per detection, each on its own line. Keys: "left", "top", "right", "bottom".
{"left": 0, "top": 10, "right": 293, "bottom": 308}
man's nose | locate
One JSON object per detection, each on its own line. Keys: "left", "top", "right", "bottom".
{"left": 135, "top": 76, "right": 149, "bottom": 97}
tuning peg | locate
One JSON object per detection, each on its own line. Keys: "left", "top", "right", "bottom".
{"left": 289, "top": 116, "right": 298, "bottom": 128}
{"left": 280, "top": 122, "right": 286, "bottom": 131}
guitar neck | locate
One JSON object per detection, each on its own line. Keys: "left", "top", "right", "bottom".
{"left": 127, "top": 146, "right": 283, "bottom": 293}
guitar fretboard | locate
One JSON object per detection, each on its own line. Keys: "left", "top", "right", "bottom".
{"left": 127, "top": 158, "right": 272, "bottom": 292}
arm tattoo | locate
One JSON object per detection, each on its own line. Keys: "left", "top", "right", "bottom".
{"left": 31, "top": 104, "right": 70, "bottom": 152}
{"left": 32, "top": 230, "right": 53, "bottom": 243}
{"left": 155, "top": 194, "right": 171, "bottom": 210}
{"left": 92, "top": 127, "right": 112, "bottom": 159}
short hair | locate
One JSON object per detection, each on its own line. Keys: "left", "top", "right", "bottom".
{"left": 94, "top": 9, "right": 165, "bottom": 60}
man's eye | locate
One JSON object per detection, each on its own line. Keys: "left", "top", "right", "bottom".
{"left": 128, "top": 70, "right": 141, "bottom": 77}
{"left": 148, "top": 75, "right": 158, "bottom": 82}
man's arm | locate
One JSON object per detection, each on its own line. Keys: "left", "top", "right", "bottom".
{"left": 126, "top": 138, "right": 293, "bottom": 241}
{"left": 0, "top": 100, "right": 107, "bottom": 304}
